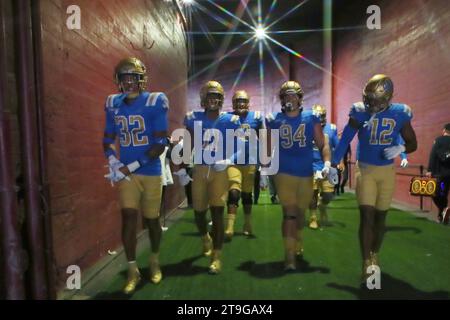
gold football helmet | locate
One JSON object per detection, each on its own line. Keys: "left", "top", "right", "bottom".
{"left": 200, "top": 80, "right": 224, "bottom": 111}
{"left": 114, "top": 57, "right": 147, "bottom": 93}
{"left": 363, "top": 74, "right": 393, "bottom": 114}
{"left": 232, "top": 90, "right": 250, "bottom": 115}
{"left": 279, "top": 81, "right": 304, "bottom": 112}
{"left": 312, "top": 104, "right": 327, "bottom": 126}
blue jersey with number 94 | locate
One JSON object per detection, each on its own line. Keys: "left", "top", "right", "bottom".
{"left": 266, "top": 110, "right": 320, "bottom": 177}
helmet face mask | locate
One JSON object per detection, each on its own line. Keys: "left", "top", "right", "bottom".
{"left": 279, "top": 81, "right": 304, "bottom": 113}
{"left": 232, "top": 90, "right": 250, "bottom": 115}
{"left": 363, "top": 74, "right": 393, "bottom": 114}
{"left": 312, "top": 104, "right": 327, "bottom": 127}
{"left": 205, "top": 92, "right": 223, "bottom": 111}
{"left": 118, "top": 74, "right": 141, "bottom": 97}
{"left": 200, "top": 80, "right": 224, "bottom": 111}
{"left": 281, "top": 91, "right": 302, "bottom": 112}
{"left": 115, "top": 57, "right": 147, "bottom": 97}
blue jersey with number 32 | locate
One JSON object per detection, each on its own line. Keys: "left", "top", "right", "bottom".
{"left": 104, "top": 91, "right": 169, "bottom": 176}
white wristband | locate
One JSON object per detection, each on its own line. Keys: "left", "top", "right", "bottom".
{"left": 127, "top": 161, "right": 141, "bottom": 173}
{"left": 324, "top": 161, "right": 331, "bottom": 168}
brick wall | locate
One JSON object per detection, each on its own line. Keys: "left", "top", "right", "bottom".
{"left": 333, "top": 0, "right": 450, "bottom": 213}
{"left": 39, "top": 0, "right": 188, "bottom": 287}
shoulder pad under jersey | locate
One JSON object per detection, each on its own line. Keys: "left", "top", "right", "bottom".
{"left": 352, "top": 102, "right": 366, "bottom": 113}
{"left": 145, "top": 92, "right": 169, "bottom": 109}
{"left": 230, "top": 114, "right": 240, "bottom": 124}
{"left": 105, "top": 94, "right": 122, "bottom": 109}
{"left": 265, "top": 112, "right": 276, "bottom": 122}
{"left": 186, "top": 110, "right": 196, "bottom": 120}
{"left": 401, "top": 104, "right": 412, "bottom": 118}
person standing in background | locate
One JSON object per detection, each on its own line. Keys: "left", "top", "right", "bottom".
{"left": 426, "top": 123, "right": 450, "bottom": 224}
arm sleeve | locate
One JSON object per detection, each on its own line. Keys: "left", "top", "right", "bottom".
{"left": 332, "top": 122, "right": 358, "bottom": 165}
{"left": 331, "top": 129, "right": 339, "bottom": 150}
{"left": 104, "top": 108, "right": 116, "bottom": 136}
{"left": 396, "top": 135, "right": 407, "bottom": 160}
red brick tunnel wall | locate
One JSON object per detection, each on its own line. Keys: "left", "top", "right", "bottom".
{"left": 332, "top": 0, "right": 450, "bottom": 213}
{"left": 39, "top": 0, "right": 188, "bottom": 288}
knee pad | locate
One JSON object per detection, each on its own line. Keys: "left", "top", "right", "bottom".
{"left": 241, "top": 192, "right": 253, "bottom": 205}
{"left": 227, "top": 189, "right": 241, "bottom": 207}
{"left": 320, "top": 192, "right": 334, "bottom": 205}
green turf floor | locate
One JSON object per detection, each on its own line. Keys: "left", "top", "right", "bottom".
{"left": 93, "top": 192, "right": 450, "bottom": 300}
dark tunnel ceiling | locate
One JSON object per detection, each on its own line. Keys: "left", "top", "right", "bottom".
{"left": 187, "top": 0, "right": 375, "bottom": 63}
{"left": 189, "top": 0, "right": 323, "bottom": 60}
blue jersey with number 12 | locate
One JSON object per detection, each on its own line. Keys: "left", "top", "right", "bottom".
{"left": 351, "top": 102, "right": 412, "bottom": 166}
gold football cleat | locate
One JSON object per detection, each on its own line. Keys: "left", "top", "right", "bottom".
{"left": 225, "top": 216, "right": 235, "bottom": 240}
{"left": 208, "top": 250, "right": 222, "bottom": 274}
{"left": 309, "top": 215, "right": 319, "bottom": 230}
{"left": 123, "top": 269, "right": 141, "bottom": 295}
{"left": 149, "top": 254, "right": 162, "bottom": 284}
{"left": 202, "top": 233, "right": 213, "bottom": 256}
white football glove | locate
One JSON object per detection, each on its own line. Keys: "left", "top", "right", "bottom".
{"left": 384, "top": 145, "right": 406, "bottom": 160}
{"left": 108, "top": 155, "right": 123, "bottom": 171}
{"left": 321, "top": 161, "right": 331, "bottom": 177}
{"left": 327, "top": 167, "right": 339, "bottom": 185}
{"left": 212, "top": 159, "right": 232, "bottom": 172}
{"left": 400, "top": 158, "right": 409, "bottom": 168}
{"left": 104, "top": 165, "right": 130, "bottom": 185}
{"left": 173, "top": 168, "right": 193, "bottom": 186}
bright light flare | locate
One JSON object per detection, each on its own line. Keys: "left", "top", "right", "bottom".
{"left": 255, "top": 25, "right": 267, "bottom": 40}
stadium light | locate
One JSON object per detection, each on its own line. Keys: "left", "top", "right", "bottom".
{"left": 255, "top": 25, "right": 267, "bottom": 40}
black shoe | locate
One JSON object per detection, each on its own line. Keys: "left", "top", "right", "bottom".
{"left": 271, "top": 196, "right": 279, "bottom": 204}
{"left": 340, "top": 187, "right": 345, "bottom": 194}
{"left": 438, "top": 213, "right": 443, "bottom": 223}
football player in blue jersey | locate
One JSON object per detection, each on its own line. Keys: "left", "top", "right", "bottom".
{"left": 309, "top": 104, "right": 339, "bottom": 229}
{"left": 332, "top": 74, "right": 417, "bottom": 283}
{"left": 102, "top": 57, "right": 169, "bottom": 294}
{"left": 266, "top": 81, "right": 333, "bottom": 271}
{"left": 225, "top": 90, "right": 264, "bottom": 240}
{"left": 181, "top": 80, "right": 241, "bottom": 274}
